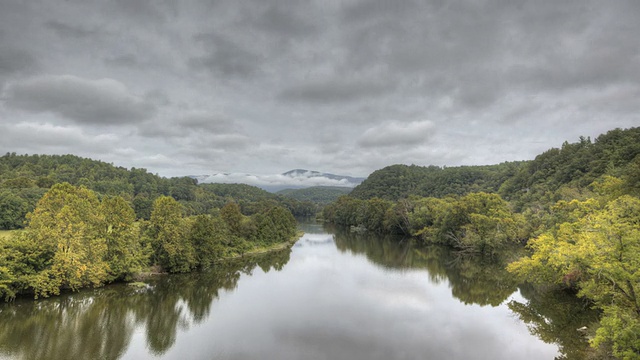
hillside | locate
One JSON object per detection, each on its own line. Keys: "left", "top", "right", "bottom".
{"left": 349, "top": 127, "right": 640, "bottom": 205}
{"left": 350, "top": 162, "right": 525, "bottom": 201}
{"left": 277, "top": 186, "right": 353, "bottom": 204}
{"left": 0, "top": 154, "right": 314, "bottom": 230}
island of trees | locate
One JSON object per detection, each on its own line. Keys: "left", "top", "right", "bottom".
{"left": 322, "top": 127, "right": 640, "bottom": 359}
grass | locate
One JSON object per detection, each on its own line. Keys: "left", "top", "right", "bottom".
{"left": 219, "top": 231, "right": 303, "bottom": 261}
{"left": 0, "top": 230, "right": 19, "bottom": 240}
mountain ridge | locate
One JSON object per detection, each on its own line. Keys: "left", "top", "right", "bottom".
{"left": 191, "top": 169, "right": 365, "bottom": 192}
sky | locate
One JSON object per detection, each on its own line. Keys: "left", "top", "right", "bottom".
{"left": 1, "top": 0, "right": 639, "bottom": 179}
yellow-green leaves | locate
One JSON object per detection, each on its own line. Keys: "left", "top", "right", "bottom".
{"left": 24, "top": 183, "right": 108, "bottom": 297}
{"left": 148, "top": 196, "right": 195, "bottom": 273}
{"left": 508, "top": 195, "right": 640, "bottom": 357}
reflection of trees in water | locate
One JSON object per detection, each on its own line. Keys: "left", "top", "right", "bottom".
{"left": 331, "top": 224, "right": 414, "bottom": 269}
{"left": 0, "top": 248, "right": 291, "bottom": 360}
{"left": 332, "top": 224, "right": 518, "bottom": 307}
{"left": 332, "top": 224, "right": 599, "bottom": 358}
{"left": 509, "top": 284, "right": 603, "bottom": 360}
{"left": 0, "top": 287, "right": 136, "bottom": 360}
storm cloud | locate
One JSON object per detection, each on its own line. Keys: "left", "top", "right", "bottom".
{"left": 0, "top": 0, "right": 638, "bottom": 179}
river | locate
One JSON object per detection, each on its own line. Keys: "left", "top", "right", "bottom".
{"left": 0, "top": 221, "right": 598, "bottom": 360}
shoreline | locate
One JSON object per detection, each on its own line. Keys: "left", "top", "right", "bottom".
{"left": 218, "top": 233, "right": 302, "bottom": 262}
{"left": 134, "top": 232, "right": 304, "bottom": 279}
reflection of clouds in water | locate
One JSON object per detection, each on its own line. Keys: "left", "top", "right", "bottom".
{"left": 158, "top": 237, "right": 559, "bottom": 360}
{"left": 298, "top": 233, "right": 334, "bottom": 246}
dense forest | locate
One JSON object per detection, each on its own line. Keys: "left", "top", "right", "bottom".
{"left": 0, "top": 182, "right": 298, "bottom": 300}
{"left": 323, "top": 127, "right": 640, "bottom": 358}
{"left": 0, "top": 153, "right": 316, "bottom": 230}
{"left": 277, "top": 186, "right": 353, "bottom": 205}
{"left": 0, "top": 154, "right": 305, "bottom": 300}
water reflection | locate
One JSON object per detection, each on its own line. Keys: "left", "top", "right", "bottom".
{"left": 509, "top": 284, "right": 601, "bottom": 360}
{"left": 331, "top": 224, "right": 519, "bottom": 306}
{"left": 0, "top": 223, "right": 597, "bottom": 360}
{"left": 329, "top": 224, "right": 599, "bottom": 359}
{"left": 0, "top": 249, "right": 291, "bottom": 360}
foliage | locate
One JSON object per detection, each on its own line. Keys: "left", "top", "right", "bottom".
{"left": 0, "top": 181, "right": 299, "bottom": 299}
{"left": 324, "top": 192, "right": 525, "bottom": 254}
{"left": 147, "top": 196, "right": 195, "bottom": 273}
{"left": 0, "top": 191, "right": 29, "bottom": 229}
{"left": 0, "top": 153, "right": 315, "bottom": 229}
{"left": 501, "top": 128, "right": 640, "bottom": 209}
{"left": 0, "top": 247, "right": 292, "bottom": 359}
{"left": 325, "top": 127, "right": 640, "bottom": 357}
{"left": 347, "top": 128, "right": 640, "bottom": 213}
{"left": 350, "top": 162, "right": 525, "bottom": 201}
{"left": 277, "top": 186, "right": 352, "bottom": 205}
{"left": 252, "top": 206, "right": 298, "bottom": 245}
{"left": 187, "top": 215, "right": 227, "bottom": 268}
{"left": 101, "top": 196, "right": 148, "bottom": 281}
{"left": 508, "top": 195, "right": 640, "bottom": 358}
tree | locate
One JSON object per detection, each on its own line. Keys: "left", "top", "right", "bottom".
{"left": 220, "top": 202, "right": 243, "bottom": 234}
{"left": 253, "top": 206, "right": 297, "bottom": 245}
{"left": 508, "top": 196, "right": 640, "bottom": 358}
{"left": 23, "top": 183, "right": 109, "bottom": 297}
{"left": 148, "top": 196, "right": 195, "bottom": 273}
{"left": 100, "top": 196, "right": 147, "bottom": 281}
{"left": 0, "top": 191, "right": 29, "bottom": 229}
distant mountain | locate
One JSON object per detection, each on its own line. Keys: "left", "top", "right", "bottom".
{"left": 192, "top": 169, "right": 365, "bottom": 193}
{"left": 281, "top": 169, "right": 365, "bottom": 184}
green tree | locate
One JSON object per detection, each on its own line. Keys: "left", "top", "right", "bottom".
{"left": 220, "top": 202, "right": 243, "bottom": 234}
{"left": 22, "top": 183, "right": 109, "bottom": 297}
{"left": 508, "top": 196, "right": 640, "bottom": 358}
{"left": 187, "top": 215, "right": 225, "bottom": 268}
{"left": 100, "top": 196, "right": 147, "bottom": 281}
{"left": 148, "top": 196, "right": 195, "bottom": 273}
{"left": 253, "top": 206, "right": 297, "bottom": 245}
{"left": 0, "top": 191, "right": 29, "bottom": 229}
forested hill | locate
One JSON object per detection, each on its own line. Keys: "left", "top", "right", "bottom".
{"left": 277, "top": 186, "right": 353, "bottom": 205}
{"left": 350, "top": 127, "right": 640, "bottom": 203}
{"left": 350, "top": 162, "right": 525, "bottom": 201}
{"left": 499, "top": 127, "right": 640, "bottom": 208}
{"left": 0, "top": 154, "right": 314, "bottom": 230}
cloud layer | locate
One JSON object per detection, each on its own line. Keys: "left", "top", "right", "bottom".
{"left": 5, "top": 75, "right": 156, "bottom": 124}
{"left": 0, "top": 0, "right": 638, "bottom": 177}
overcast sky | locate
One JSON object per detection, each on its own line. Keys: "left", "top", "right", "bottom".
{"left": 1, "top": 0, "right": 639, "bottom": 178}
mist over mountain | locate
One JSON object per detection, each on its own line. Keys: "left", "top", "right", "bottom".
{"left": 191, "top": 169, "right": 365, "bottom": 192}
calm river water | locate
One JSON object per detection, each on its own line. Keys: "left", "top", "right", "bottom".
{"left": 0, "top": 221, "right": 597, "bottom": 360}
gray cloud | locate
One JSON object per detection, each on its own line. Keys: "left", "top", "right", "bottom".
{"left": 138, "top": 113, "right": 242, "bottom": 139}
{"left": 0, "top": 121, "right": 120, "bottom": 155}
{"left": 45, "top": 20, "right": 100, "bottom": 39}
{"left": 248, "top": 2, "right": 319, "bottom": 38}
{"left": 0, "top": 0, "right": 638, "bottom": 178}
{"left": 359, "top": 120, "right": 435, "bottom": 148}
{"left": 103, "top": 54, "right": 142, "bottom": 69}
{"left": 3, "top": 75, "right": 157, "bottom": 125}
{"left": 0, "top": 46, "right": 39, "bottom": 77}
{"left": 279, "top": 78, "right": 394, "bottom": 104}
{"left": 190, "top": 33, "right": 263, "bottom": 78}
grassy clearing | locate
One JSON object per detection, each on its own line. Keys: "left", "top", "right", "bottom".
{"left": 0, "top": 230, "right": 19, "bottom": 240}
{"left": 220, "top": 231, "right": 303, "bottom": 261}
